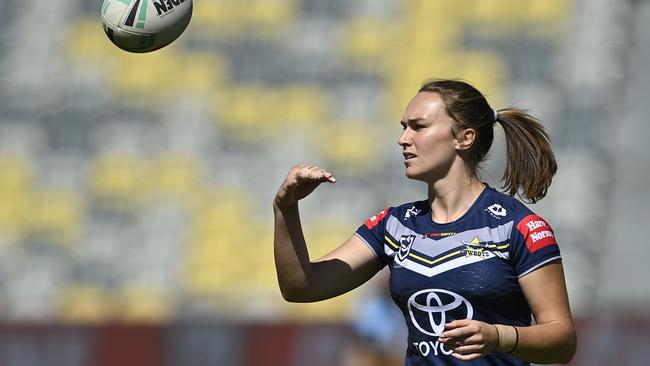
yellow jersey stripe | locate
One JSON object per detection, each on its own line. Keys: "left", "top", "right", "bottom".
{"left": 410, "top": 250, "right": 462, "bottom": 265}
{"left": 385, "top": 235, "right": 399, "bottom": 249}
{"left": 385, "top": 235, "right": 502, "bottom": 265}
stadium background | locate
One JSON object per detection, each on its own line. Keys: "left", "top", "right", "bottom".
{"left": 0, "top": 0, "right": 648, "bottom": 365}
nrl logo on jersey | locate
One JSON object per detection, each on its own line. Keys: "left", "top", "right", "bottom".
{"left": 485, "top": 204, "right": 506, "bottom": 218}
{"left": 398, "top": 235, "right": 416, "bottom": 261}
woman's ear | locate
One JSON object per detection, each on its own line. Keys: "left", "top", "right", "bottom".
{"left": 454, "top": 128, "right": 476, "bottom": 151}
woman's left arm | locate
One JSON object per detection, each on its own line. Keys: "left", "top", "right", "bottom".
{"left": 509, "top": 261, "right": 577, "bottom": 363}
{"left": 439, "top": 262, "right": 577, "bottom": 363}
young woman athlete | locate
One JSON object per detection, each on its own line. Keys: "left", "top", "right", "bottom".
{"left": 273, "top": 79, "right": 576, "bottom": 365}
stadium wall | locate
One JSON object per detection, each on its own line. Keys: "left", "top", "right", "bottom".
{"left": 0, "top": 317, "right": 648, "bottom": 366}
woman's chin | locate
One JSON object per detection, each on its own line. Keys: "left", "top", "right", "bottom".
{"left": 404, "top": 168, "right": 425, "bottom": 181}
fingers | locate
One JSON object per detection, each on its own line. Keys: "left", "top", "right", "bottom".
{"left": 438, "top": 320, "right": 497, "bottom": 360}
{"left": 274, "top": 164, "right": 337, "bottom": 208}
{"left": 440, "top": 321, "right": 475, "bottom": 340}
{"left": 293, "top": 164, "right": 336, "bottom": 183}
{"left": 443, "top": 319, "right": 471, "bottom": 330}
{"left": 451, "top": 352, "right": 483, "bottom": 361}
{"left": 449, "top": 343, "right": 483, "bottom": 354}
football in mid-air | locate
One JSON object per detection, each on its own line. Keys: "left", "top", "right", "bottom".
{"left": 101, "top": 0, "right": 193, "bottom": 53}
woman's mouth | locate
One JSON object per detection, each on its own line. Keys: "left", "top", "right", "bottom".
{"left": 403, "top": 152, "right": 416, "bottom": 161}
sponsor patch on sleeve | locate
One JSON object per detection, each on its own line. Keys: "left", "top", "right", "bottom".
{"left": 516, "top": 214, "right": 557, "bottom": 253}
{"left": 365, "top": 208, "right": 389, "bottom": 229}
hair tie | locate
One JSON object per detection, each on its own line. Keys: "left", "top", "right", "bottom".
{"left": 493, "top": 108, "right": 499, "bottom": 122}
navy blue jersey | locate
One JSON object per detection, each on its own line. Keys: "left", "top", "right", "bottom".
{"left": 355, "top": 185, "right": 561, "bottom": 366}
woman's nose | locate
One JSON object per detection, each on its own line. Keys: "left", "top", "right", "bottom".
{"left": 398, "top": 129, "right": 411, "bottom": 147}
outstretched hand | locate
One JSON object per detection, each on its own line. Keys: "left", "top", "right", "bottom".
{"left": 438, "top": 319, "right": 499, "bottom": 361}
{"left": 274, "top": 164, "right": 336, "bottom": 208}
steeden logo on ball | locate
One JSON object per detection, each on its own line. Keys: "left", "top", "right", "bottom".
{"left": 101, "top": 0, "right": 193, "bottom": 53}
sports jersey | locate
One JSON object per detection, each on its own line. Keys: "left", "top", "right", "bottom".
{"left": 355, "top": 185, "right": 561, "bottom": 366}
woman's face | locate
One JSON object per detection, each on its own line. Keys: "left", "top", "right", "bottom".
{"left": 398, "top": 92, "right": 460, "bottom": 182}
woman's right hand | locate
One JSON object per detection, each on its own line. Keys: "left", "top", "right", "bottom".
{"left": 274, "top": 164, "right": 336, "bottom": 208}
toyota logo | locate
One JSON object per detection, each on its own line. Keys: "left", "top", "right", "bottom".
{"left": 408, "top": 289, "right": 473, "bottom": 336}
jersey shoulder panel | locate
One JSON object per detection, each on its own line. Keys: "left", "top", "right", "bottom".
{"left": 485, "top": 190, "right": 562, "bottom": 277}
{"left": 355, "top": 201, "right": 428, "bottom": 266}
{"left": 479, "top": 188, "right": 526, "bottom": 222}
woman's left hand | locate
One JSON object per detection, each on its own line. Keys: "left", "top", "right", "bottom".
{"left": 438, "top": 319, "right": 499, "bottom": 361}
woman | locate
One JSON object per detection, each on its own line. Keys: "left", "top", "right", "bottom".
{"left": 273, "top": 79, "right": 577, "bottom": 365}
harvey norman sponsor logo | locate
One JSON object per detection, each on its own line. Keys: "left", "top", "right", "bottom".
{"left": 516, "top": 214, "right": 556, "bottom": 253}
{"left": 364, "top": 208, "right": 389, "bottom": 229}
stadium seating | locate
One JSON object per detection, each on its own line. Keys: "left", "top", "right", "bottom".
{"left": 0, "top": 0, "right": 599, "bottom": 325}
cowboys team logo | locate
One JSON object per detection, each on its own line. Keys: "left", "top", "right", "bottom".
{"left": 398, "top": 235, "right": 416, "bottom": 261}
{"left": 408, "top": 289, "right": 473, "bottom": 336}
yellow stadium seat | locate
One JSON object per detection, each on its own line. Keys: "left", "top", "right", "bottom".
{"left": 64, "top": 20, "right": 114, "bottom": 59}
{"left": 528, "top": 0, "right": 570, "bottom": 22}
{"left": 183, "top": 187, "right": 263, "bottom": 295}
{"left": 387, "top": 49, "right": 506, "bottom": 109}
{"left": 406, "top": 0, "right": 476, "bottom": 22}
{"left": 190, "top": 187, "right": 254, "bottom": 234}
{"left": 214, "top": 85, "right": 276, "bottom": 136}
{"left": 58, "top": 286, "right": 114, "bottom": 324}
{"left": 313, "top": 121, "right": 380, "bottom": 173}
{"left": 149, "top": 155, "right": 204, "bottom": 200}
{"left": 303, "top": 220, "right": 352, "bottom": 259}
{"left": 88, "top": 154, "right": 149, "bottom": 207}
{"left": 28, "top": 189, "right": 83, "bottom": 246}
{"left": 176, "top": 53, "right": 231, "bottom": 92}
{"left": 471, "top": 0, "right": 530, "bottom": 32}
{"left": 106, "top": 51, "right": 229, "bottom": 103}
{"left": 106, "top": 50, "right": 181, "bottom": 98}
{"left": 339, "top": 20, "right": 397, "bottom": 61}
{"left": 282, "top": 85, "right": 330, "bottom": 125}
{"left": 249, "top": 0, "right": 298, "bottom": 29}
{"left": 193, "top": 0, "right": 297, "bottom": 37}
{"left": 192, "top": 1, "right": 250, "bottom": 36}
{"left": 0, "top": 156, "right": 34, "bottom": 235}
{"left": 455, "top": 51, "right": 507, "bottom": 106}
{"left": 214, "top": 84, "right": 329, "bottom": 140}
{"left": 116, "top": 286, "right": 174, "bottom": 323}
{"left": 470, "top": 0, "right": 572, "bottom": 37}
{"left": 184, "top": 262, "right": 242, "bottom": 296}
{"left": 0, "top": 192, "right": 31, "bottom": 237}
{"left": 526, "top": 0, "right": 572, "bottom": 37}
{"left": 0, "top": 155, "right": 34, "bottom": 193}
{"left": 66, "top": 19, "right": 231, "bottom": 104}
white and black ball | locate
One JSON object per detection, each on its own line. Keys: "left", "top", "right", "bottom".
{"left": 101, "top": 0, "right": 193, "bottom": 53}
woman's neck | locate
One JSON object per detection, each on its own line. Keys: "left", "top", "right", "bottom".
{"left": 427, "top": 171, "right": 485, "bottom": 224}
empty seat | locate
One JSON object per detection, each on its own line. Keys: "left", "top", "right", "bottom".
{"left": 88, "top": 154, "right": 149, "bottom": 208}
{"left": 58, "top": 286, "right": 114, "bottom": 324}
{"left": 28, "top": 189, "right": 83, "bottom": 246}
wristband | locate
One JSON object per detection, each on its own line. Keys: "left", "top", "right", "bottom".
{"left": 506, "top": 326, "right": 519, "bottom": 354}
{"left": 495, "top": 324, "right": 517, "bottom": 353}
{"left": 494, "top": 324, "right": 503, "bottom": 353}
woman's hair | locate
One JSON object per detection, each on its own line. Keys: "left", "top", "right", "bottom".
{"left": 418, "top": 79, "right": 557, "bottom": 203}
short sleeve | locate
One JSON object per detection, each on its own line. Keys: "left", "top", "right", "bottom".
{"left": 509, "top": 213, "right": 562, "bottom": 278}
{"left": 355, "top": 207, "right": 392, "bottom": 268}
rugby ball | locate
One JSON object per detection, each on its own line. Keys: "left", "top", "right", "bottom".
{"left": 101, "top": 0, "right": 193, "bottom": 53}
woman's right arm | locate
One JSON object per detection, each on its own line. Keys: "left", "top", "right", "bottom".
{"left": 273, "top": 164, "right": 381, "bottom": 302}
